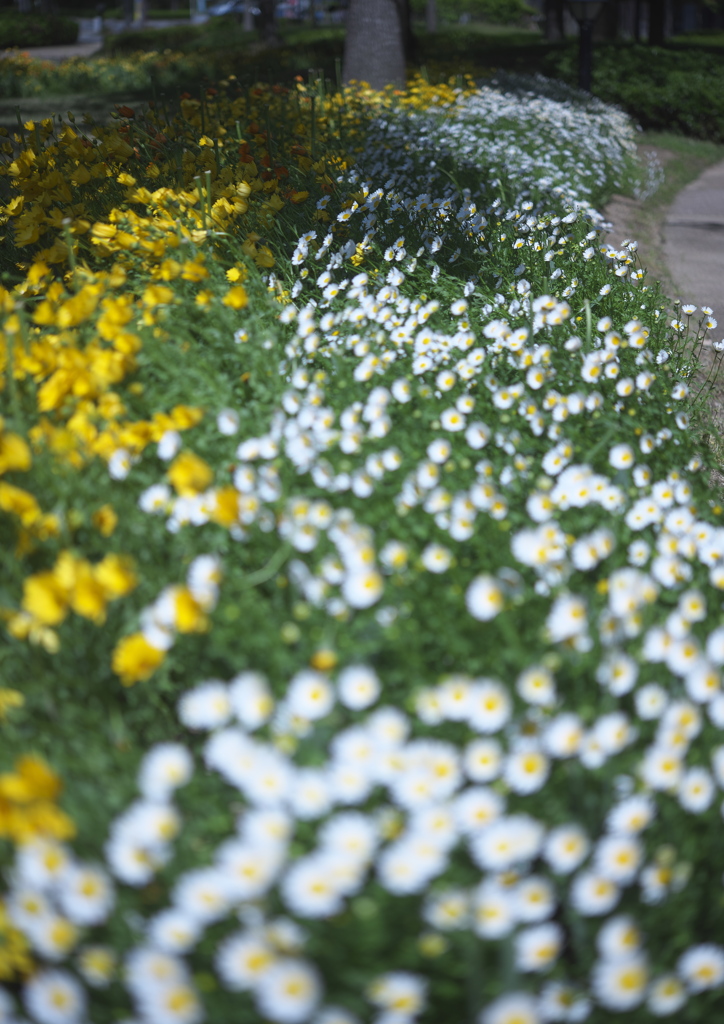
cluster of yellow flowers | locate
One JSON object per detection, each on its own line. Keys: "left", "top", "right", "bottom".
{"left": 0, "top": 756, "right": 76, "bottom": 982}
{"left": 0, "top": 899, "right": 32, "bottom": 983}
{"left": 0, "top": 755, "right": 74, "bottom": 846}
{"left": 0, "top": 414, "right": 56, "bottom": 540}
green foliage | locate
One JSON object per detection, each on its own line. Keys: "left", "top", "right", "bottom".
{"left": 0, "top": 11, "right": 79, "bottom": 47}
{"left": 542, "top": 44, "right": 724, "bottom": 143}
{"left": 100, "top": 21, "right": 210, "bottom": 56}
{"left": 410, "top": 0, "right": 536, "bottom": 24}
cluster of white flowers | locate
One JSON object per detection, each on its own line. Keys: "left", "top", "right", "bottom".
{"left": 359, "top": 74, "right": 637, "bottom": 230}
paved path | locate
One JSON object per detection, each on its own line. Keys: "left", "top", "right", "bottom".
{"left": 664, "top": 160, "right": 724, "bottom": 321}
{"left": 1, "top": 41, "right": 103, "bottom": 61}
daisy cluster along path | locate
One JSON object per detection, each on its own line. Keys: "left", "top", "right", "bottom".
{"left": 1, "top": 71, "right": 724, "bottom": 1024}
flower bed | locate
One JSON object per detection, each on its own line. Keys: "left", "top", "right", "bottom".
{"left": 1, "top": 73, "right": 724, "bottom": 1024}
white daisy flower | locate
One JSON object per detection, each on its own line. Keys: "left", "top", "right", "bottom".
{"left": 23, "top": 969, "right": 86, "bottom": 1024}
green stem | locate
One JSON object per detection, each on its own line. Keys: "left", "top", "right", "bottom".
{"left": 62, "top": 219, "right": 76, "bottom": 276}
{"left": 310, "top": 95, "right": 316, "bottom": 162}
{"left": 584, "top": 422, "right": 617, "bottom": 464}
{"left": 584, "top": 297, "right": 592, "bottom": 349}
{"left": 5, "top": 316, "right": 17, "bottom": 421}
{"left": 14, "top": 106, "right": 24, "bottom": 149}
{"left": 463, "top": 933, "right": 482, "bottom": 1024}
{"left": 240, "top": 542, "right": 293, "bottom": 590}
{"left": 194, "top": 175, "right": 206, "bottom": 228}
{"left": 265, "top": 108, "right": 273, "bottom": 167}
{"left": 204, "top": 169, "right": 213, "bottom": 224}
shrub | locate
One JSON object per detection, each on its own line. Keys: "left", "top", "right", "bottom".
{"left": 542, "top": 43, "right": 724, "bottom": 143}
{"left": 0, "top": 11, "right": 79, "bottom": 48}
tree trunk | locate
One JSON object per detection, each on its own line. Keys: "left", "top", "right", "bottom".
{"left": 648, "top": 0, "right": 666, "bottom": 43}
{"left": 243, "top": 0, "right": 255, "bottom": 31}
{"left": 401, "top": 0, "right": 416, "bottom": 61}
{"left": 258, "top": 0, "right": 279, "bottom": 44}
{"left": 343, "top": 0, "right": 407, "bottom": 89}
{"left": 426, "top": 0, "right": 437, "bottom": 33}
{"left": 543, "top": 0, "right": 565, "bottom": 41}
{"left": 133, "top": 0, "right": 148, "bottom": 27}
{"left": 308, "top": 0, "right": 316, "bottom": 27}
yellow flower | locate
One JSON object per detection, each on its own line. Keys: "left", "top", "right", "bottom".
{"left": 56, "top": 286, "right": 102, "bottom": 328}
{"left": 168, "top": 451, "right": 213, "bottom": 496}
{"left": 0, "top": 483, "right": 42, "bottom": 527}
{"left": 0, "top": 900, "right": 32, "bottom": 982}
{"left": 91, "top": 505, "right": 118, "bottom": 537}
{"left": 225, "top": 266, "right": 246, "bottom": 282}
{"left": 310, "top": 649, "right": 338, "bottom": 671}
{"left": 4, "top": 611, "right": 59, "bottom": 653}
{"left": 222, "top": 285, "right": 248, "bottom": 310}
{"left": 18, "top": 800, "right": 75, "bottom": 841}
{"left": 90, "top": 221, "right": 117, "bottom": 241}
{"left": 0, "top": 430, "right": 31, "bottom": 474}
{"left": 170, "top": 406, "right": 203, "bottom": 430}
{"left": 69, "top": 562, "right": 108, "bottom": 625}
{"left": 157, "top": 259, "right": 181, "bottom": 281}
{"left": 181, "top": 259, "right": 209, "bottom": 282}
{"left": 209, "top": 487, "right": 239, "bottom": 527}
{"left": 78, "top": 945, "right": 116, "bottom": 985}
{"left": 254, "top": 246, "right": 275, "bottom": 269}
{"left": 195, "top": 290, "right": 214, "bottom": 306}
{"left": 3, "top": 755, "right": 61, "bottom": 803}
{"left": 22, "top": 571, "right": 69, "bottom": 626}
{"left": 172, "top": 586, "right": 209, "bottom": 633}
{"left": 142, "top": 284, "right": 175, "bottom": 308}
{"left": 112, "top": 633, "right": 165, "bottom": 686}
{"left": 70, "top": 163, "right": 92, "bottom": 186}
{"left": 94, "top": 553, "right": 137, "bottom": 599}
{"left": 0, "top": 689, "right": 23, "bottom": 721}
{"left": 26, "top": 260, "right": 50, "bottom": 285}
